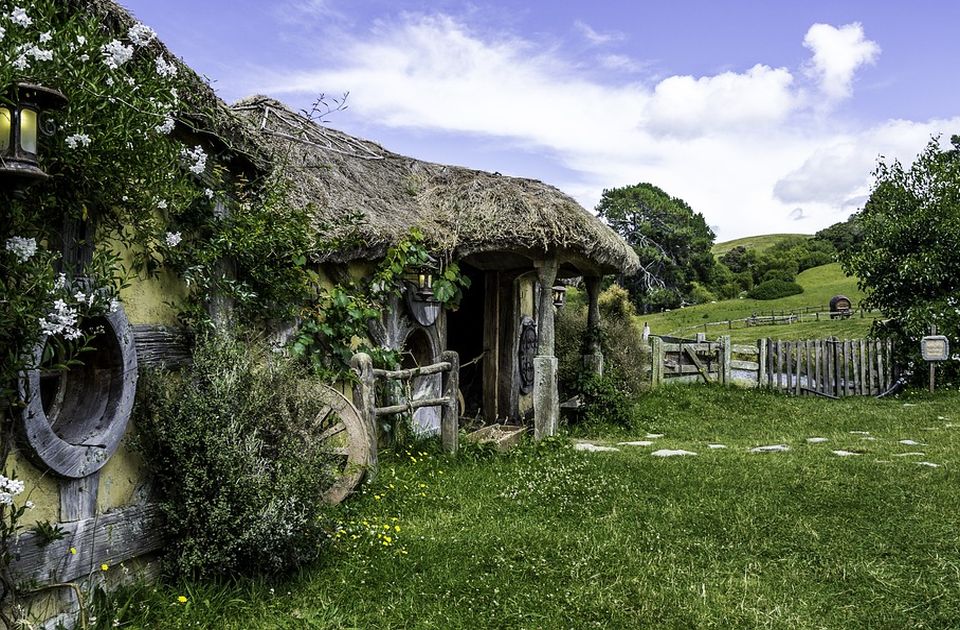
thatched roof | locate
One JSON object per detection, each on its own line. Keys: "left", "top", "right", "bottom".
{"left": 232, "top": 96, "right": 640, "bottom": 276}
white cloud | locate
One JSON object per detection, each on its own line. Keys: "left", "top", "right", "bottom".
{"left": 803, "top": 22, "right": 880, "bottom": 101}
{"left": 574, "top": 20, "right": 624, "bottom": 46}
{"left": 259, "top": 14, "right": 954, "bottom": 239}
{"left": 597, "top": 54, "right": 654, "bottom": 74}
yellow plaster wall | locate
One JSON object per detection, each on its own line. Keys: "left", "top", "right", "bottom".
{"left": 4, "top": 451, "right": 59, "bottom": 528}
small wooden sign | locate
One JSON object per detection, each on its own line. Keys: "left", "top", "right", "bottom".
{"left": 921, "top": 335, "right": 950, "bottom": 361}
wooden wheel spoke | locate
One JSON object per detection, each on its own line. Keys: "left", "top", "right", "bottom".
{"left": 316, "top": 421, "right": 347, "bottom": 443}
{"left": 328, "top": 446, "right": 350, "bottom": 457}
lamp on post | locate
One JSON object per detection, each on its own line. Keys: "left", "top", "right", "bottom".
{"left": 552, "top": 282, "right": 567, "bottom": 309}
{"left": 406, "top": 255, "right": 439, "bottom": 303}
{"left": 1, "top": 82, "right": 67, "bottom": 193}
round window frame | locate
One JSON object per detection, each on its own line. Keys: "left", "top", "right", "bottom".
{"left": 17, "top": 307, "right": 138, "bottom": 479}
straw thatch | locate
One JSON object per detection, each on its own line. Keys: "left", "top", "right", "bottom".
{"left": 232, "top": 96, "right": 640, "bottom": 276}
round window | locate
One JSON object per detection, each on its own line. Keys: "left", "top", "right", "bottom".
{"left": 17, "top": 307, "right": 138, "bottom": 478}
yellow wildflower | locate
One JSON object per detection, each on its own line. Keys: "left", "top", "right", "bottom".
{"left": 177, "top": 595, "right": 188, "bottom": 604}
{"left": 395, "top": 525, "right": 401, "bottom": 532}
{"left": 69, "top": 547, "right": 77, "bottom": 555}
{"left": 100, "top": 563, "right": 109, "bottom": 572}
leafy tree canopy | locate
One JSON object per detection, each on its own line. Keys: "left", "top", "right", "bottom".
{"left": 597, "top": 183, "right": 715, "bottom": 310}
{"left": 842, "top": 135, "right": 960, "bottom": 345}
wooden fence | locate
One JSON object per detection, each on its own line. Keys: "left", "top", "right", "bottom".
{"left": 651, "top": 336, "right": 898, "bottom": 397}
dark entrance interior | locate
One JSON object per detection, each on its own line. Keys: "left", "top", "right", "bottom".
{"left": 445, "top": 264, "right": 485, "bottom": 421}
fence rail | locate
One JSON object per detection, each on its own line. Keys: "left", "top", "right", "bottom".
{"left": 665, "top": 306, "right": 883, "bottom": 338}
{"left": 651, "top": 336, "right": 897, "bottom": 397}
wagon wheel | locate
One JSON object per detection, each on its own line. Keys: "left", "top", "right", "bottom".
{"left": 301, "top": 383, "right": 375, "bottom": 505}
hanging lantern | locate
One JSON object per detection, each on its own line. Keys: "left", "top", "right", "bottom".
{"left": 405, "top": 255, "right": 439, "bottom": 303}
{"left": 0, "top": 83, "right": 68, "bottom": 190}
{"left": 552, "top": 283, "right": 567, "bottom": 309}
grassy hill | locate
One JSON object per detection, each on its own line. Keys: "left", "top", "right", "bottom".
{"left": 639, "top": 263, "right": 878, "bottom": 343}
{"left": 712, "top": 233, "right": 811, "bottom": 256}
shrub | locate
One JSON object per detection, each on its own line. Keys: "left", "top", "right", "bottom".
{"left": 599, "top": 284, "right": 637, "bottom": 319}
{"left": 134, "top": 333, "right": 337, "bottom": 578}
{"left": 688, "top": 282, "right": 717, "bottom": 304}
{"left": 748, "top": 279, "right": 804, "bottom": 300}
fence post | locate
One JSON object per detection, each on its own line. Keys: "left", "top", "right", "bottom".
{"left": 758, "top": 338, "right": 767, "bottom": 388}
{"left": 720, "top": 335, "right": 732, "bottom": 385}
{"left": 440, "top": 350, "right": 459, "bottom": 454}
{"left": 651, "top": 337, "right": 664, "bottom": 387}
{"left": 350, "top": 352, "right": 380, "bottom": 475}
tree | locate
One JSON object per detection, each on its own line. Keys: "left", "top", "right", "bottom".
{"left": 842, "top": 135, "right": 960, "bottom": 377}
{"left": 597, "top": 183, "right": 715, "bottom": 310}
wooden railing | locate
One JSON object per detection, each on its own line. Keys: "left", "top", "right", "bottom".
{"left": 351, "top": 350, "right": 460, "bottom": 453}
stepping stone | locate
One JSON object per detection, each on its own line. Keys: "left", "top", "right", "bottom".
{"left": 893, "top": 452, "right": 925, "bottom": 457}
{"left": 618, "top": 441, "right": 654, "bottom": 447}
{"left": 861, "top": 436, "right": 877, "bottom": 441}
{"left": 937, "top": 416, "right": 947, "bottom": 420}
{"left": 806, "top": 437, "right": 829, "bottom": 443}
{"left": 645, "top": 433, "right": 665, "bottom": 439}
{"left": 921, "top": 427, "right": 938, "bottom": 431}
{"left": 707, "top": 444, "right": 727, "bottom": 449}
{"left": 651, "top": 449, "right": 697, "bottom": 457}
{"left": 831, "top": 450, "right": 860, "bottom": 457}
{"left": 899, "top": 439, "right": 923, "bottom": 446}
{"left": 751, "top": 444, "right": 789, "bottom": 453}
{"left": 903, "top": 403, "right": 916, "bottom": 407}
{"left": 574, "top": 443, "right": 620, "bottom": 453}
{"left": 849, "top": 431, "right": 871, "bottom": 435}
{"left": 916, "top": 462, "right": 940, "bottom": 468}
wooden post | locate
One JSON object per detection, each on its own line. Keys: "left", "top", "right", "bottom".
{"left": 758, "top": 338, "right": 767, "bottom": 388}
{"left": 534, "top": 257, "right": 559, "bottom": 440}
{"left": 652, "top": 336, "right": 664, "bottom": 387}
{"left": 482, "top": 272, "right": 500, "bottom": 422}
{"left": 440, "top": 350, "right": 459, "bottom": 454}
{"left": 929, "top": 324, "right": 937, "bottom": 393}
{"left": 351, "top": 352, "right": 380, "bottom": 470}
{"left": 721, "top": 335, "right": 732, "bottom": 385}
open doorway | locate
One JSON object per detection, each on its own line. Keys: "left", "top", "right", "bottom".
{"left": 445, "top": 264, "right": 485, "bottom": 422}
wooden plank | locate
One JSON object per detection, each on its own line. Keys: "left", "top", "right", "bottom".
{"left": 785, "top": 342, "right": 793, "bottom": 394}
{"left": 682, "top": 346, "right": 712, "bottom": 383}
{"left": 482, "top": 271, "right": 500, "bottom": 422}
{"left": 440, "top": 350, "right": 459, "bottom": 454}
{"left": 843, "top": 340, "right": 851, "bottom": 397}
{"left": 805, "top": 340, "right": 812, "bottom": 393}
{"left": 758, "top": 339, "right": 767, "bottom": 388}
{"left": 373, "top": 362, "right": 453, "bottom": 379}
{"left": 852, "top": 341, "right": 860, "bottom": 396}
{"left": 732, "top": 345, "right": 760, "bottom": 356}
{"left": 131, "top": 324, "right": 191, "bottom": 368}
{"left": 858, "top": 339, "right": 867, "bottom": 396}
{"left": 814, "top": 341, "right": 821, "bottom": 394}
{"left": 663, "top": 343, "right": 717, "bottom": 353}
{"left": 651, "top": 337, "right": 664, "bottom": 387}
{"left": 795, "top": 343, "right": 803, "bottom": 395}
{"left": 59, "top": 473, "right": 99, "bottom": 523}
{"left": 730, "top": 360, "right": 760, "bottom": 371}
{"left": 10, "top": 503, "right": 164, "bottom": 585}
{"left": 887, "top": 339, "right": 895, "bottom": 389}
{"left": 867, "top": 340, "right": 876, "bottom": 395}
{"left": 876, "top": 339, "right": 884, "bottom": 395}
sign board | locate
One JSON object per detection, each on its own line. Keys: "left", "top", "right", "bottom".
{"left": 921, "top": 335, "right": 950, "bottom": 361}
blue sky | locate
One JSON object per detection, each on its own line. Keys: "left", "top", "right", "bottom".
{"left": 124, "top": 0, "right": 960, "bottom": 240}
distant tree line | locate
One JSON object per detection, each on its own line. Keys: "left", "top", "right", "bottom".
{"left": 597, "top": 182, "right": 865, "bottom": 312}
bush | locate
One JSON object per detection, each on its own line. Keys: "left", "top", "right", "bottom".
{"left": 599, "top": 284, "right": 637, "bottom": 319}
{"left": 688, "top": 282, "right": 717, "bottom": 304}
{"left": 135, "top": 333, "right": 337, "bottom": 578}
{"left": 748, "top": 279, "right": 804, "bottom": 300}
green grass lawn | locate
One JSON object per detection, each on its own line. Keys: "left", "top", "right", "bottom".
{"left": 104, "top": 386, "right": 960, "bottom": 629}
{"left": 641, "top": 263, "right": 875, "bottom": 340}
{"left": 712, "top": 233, "right": 811, "bottom": 256}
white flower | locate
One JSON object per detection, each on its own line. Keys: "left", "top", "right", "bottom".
{"left": 127, "top": 22, "right": 156, "bottom": 47}
{"left": 105, "top": 76, "right": 114, "bottom": 86}
{"left": 54, "top": 273, "right": 66, "bottom": 290}
{"left": 39, "top": 299, "right": 80, "bottom": 339}
{"left": 0, "top": 25, "right": 6, "bottom": 42}
{"left": 155, "top": 56, "right": 178, "bottom": 78}
{"left": 154, "top": 115, "right": 175, "bottom": 135}
{"left": 0, "top": 493, "right": 11, "bottom": 506}
{"left": 204, "top": 188, "right": 214, "bottom": 199}
{"left": 79, "top": 53, "right": 89, "bottom": 62}
{"left": 77, "top": 35, "right": 87, "bottom": 46}
{"left": 12, "top": 54, "right": 29, "bottom": 71}
{"left": 25, "top": 501, "right": 34, "bottom": 509}
{"left": 180, "top": 145, "right": 207, "bottom": 175}
{"left": 101, "top": 39, "right": 134, "bottom": 69}
{"left": 109, "top": 298, "right": 121, "bottom": 313}
{"left": 24, "top": 45, "right": 53, "bottom": 62}
{"left": 5, "top": 478, "right": 24, "bottom": 495}
{"left": 39, "top": 31, "right": 52, "bottom": 43}
{"left": 170, "top": 87, "right": 179, "bottom": 102}
{"left": 164, "top": 231, "right": 182, "bottom": 247}
{"left": 65, "top": 133, "right": 92, "bottom": 149}
{"left": 157, "top": 199, "right": 168, "bottom": 210}
{"left": 6, "top": 236, "right": 37, "bottom": 262}
{"left": 10, "top": 6, "right": 32, "bottom": 27}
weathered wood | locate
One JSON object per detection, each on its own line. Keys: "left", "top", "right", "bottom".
{"left": 785, "top": 342, "right": 793, "bottom": 393}
{"left": 10, "top": 503, "right": 163, "bottom": 585}
{"left": 534, "top": 258, "right": 559, "bottom": 440}
{"left": 482, "top": 271, "right": 500, "bottom": 422}
{"left": 867, "top": 341, "right": 876, "bottom": 395}
{"left": 758, "top": 339, "right": 767, "bottom": 387}
{"left": 375, "top": 397, "right": 452, "bottom": 416}
{"left": 795, "top": 343, "right": 803, "bottom": 395}
{"left": 652, "top": 337, "right": 665, "bottom": 387}
{"left": 843, "top": 340, "right": 852, "bottom": 397}
{"left": 876, "top": 339, "right": 884, "bottom": 396}
{"left": 351, "top": 353, "right": 379, "bottom": 456}
{"left": 131, "top": 324, "right": 192, "bottom": 368}
{"left": 721, "top": 336, "right": 732, "bottom": 385}
{"left": 732, "top": 344, "right": 760, "bottom": 356}
{"left": 804, "top": 340, "right": 812, "bottom": 393}
{"left": 814, "top": 341, "right": 821, "bottom": 394}
{"left": 858, "top": 339, "right": 866, "bottom": 396}
{"left": 498, "top": 273, "right": 520, "bottom": 420}
{"left": 776, "top": 340, "right": 783, "bottom": 390}
{"left": 852, "top": 341, "right": 860, "bottom": 396}
{"left": 730, "top": 360, "right": 759, "bottom": 371}
{"left": 887, "top": 339, "right": 895, "bottom": 389}
{"left": 440, "top": 350, "right": 459, "bottom": 454}
{"left": 373, "top": 362, "right": 452, "bottom": 379}
{"left": 663, "top": 343, "right": 719, "bottom": 353}
{"left": 59, "top": 473, "right": 99, "bottom": 523}
{"left": 683, "top": 345, "right": 712, "bottom": 383}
